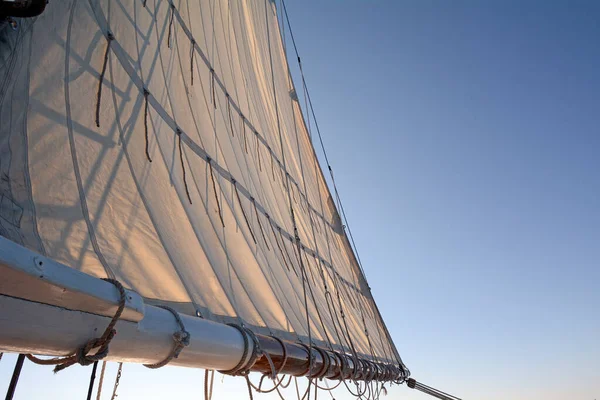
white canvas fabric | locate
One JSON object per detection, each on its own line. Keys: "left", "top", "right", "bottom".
{"left": 0, "top": 0, "right": 400, "bottom": 365}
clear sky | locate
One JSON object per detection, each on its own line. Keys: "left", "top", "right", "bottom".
{"left": 1, "top": 1, "right": 599, "bottom": 399}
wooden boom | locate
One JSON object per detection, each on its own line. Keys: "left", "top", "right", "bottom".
{"left": 0, "top": 237, "right": 405, "bottom": 381}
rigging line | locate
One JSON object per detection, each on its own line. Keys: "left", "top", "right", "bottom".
{"left": 86, "top": 361, "right": 99, "bottom": 400}
{"left": 233, "top": 180, "right": 257, "bottom": 244}
{"left": 242, "top": 113, "right": 248, "bottom": 152}
{"left": 113, "top": 1, "right": 209, "bottom": 319}
{"left": 184, "top": 4, "right": 264, "bottom": 215}
{"left": 280, "top": 0, "right": 368, "bottom": 281}
{"left": 281, "top": 0, "right": 400, "bottom": 368}
{"left": 167, "top": 2, "right": 175, "bottom": 48}
{"left": 302, "top": 257, "right": 338, "bottom": 353}
{"left": 277, "top": 2, "right": 360, "bottom": 364}
{"left": 5, "top": 354, "right": 25, "bottom": 400}
{"left": 227, "top": 93, "right": 235, "bottom": 136}
{"left": 99, "top": 27, "right": 367, "bottom": 301}
{"left": 248, "top": 373, "right": 289, "bottom": 394}
{"left": 177, "top": 128, "right": 193, "bottom": 204}
{"left": 321, "top": 272, "right": 369, "bottom": 396}
{"left": 26, "top": 279, "right": 126, "bottom": 373}
{"left": 196, "top": 1, "right": 284, "bottom": 328}
{"left": 190, "top": 38, "right": 195, "bottom": 85}
{"left": 204, "top": 369, "right": 215, "bottom": 400}
{"left": 210, "top": 68, "right": 216, "bottom": 108}
{"left": 264, "top": 2, "right": 314, "bottom": 398}
{"left": 278, "top": 228, "right": 296, "bottom": 274}
{"left": 125, "top": 4, "right": 215, "bottom": 321}
{"left": 143, "top": 305, "right": 191, "bottom": 369}
{"left": 143, "top": 88, "right": 153, "bottom": 162}
{"left": 96, "top": 361, "right": 107, "bottom": 400}
{"left": 269, "top": 217, "right": 292, "bottom": 272}
{"left": 285, "top": 46, "right": 341, "bottom": 357}
{"left": 255, "top": 130, "right": 262, "bottom": 171}
{"left": 95, "top": 32, "right": 114, "bottom": 128}
{"left": 252, "top": 198, "right": 270, "bottom": 250}
{"left": 245, "top": 375, "right": 255, "bottom": 400}
{"left": 294, "top": 377, "right": 301, "bottom": 400}
{"left": 207, "top": 157, "right": 225, "bottom": 227}
{"left": 314, "top": 379, "right": 342, "bottom": 391}
{"left": 174, "top": 9, "right": 339, "bottom": 234}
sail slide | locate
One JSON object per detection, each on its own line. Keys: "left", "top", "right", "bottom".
{"left": 0, "top": 0, "right": 407, "bottom": 387}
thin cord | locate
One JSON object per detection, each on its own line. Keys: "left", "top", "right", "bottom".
{"left": 86, "top": 361, "right": 99, "bottom": 400}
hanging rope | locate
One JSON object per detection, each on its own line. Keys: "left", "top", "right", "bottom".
{"left": 269, "top": 220, "right": 290, "bottom": 272}
{"left": 95, "top": 32, "right": 114, "bottom": 128}
{"left": 143, "top": 88, "right": 152, "bottom": 162}
{"left": 241, "top": 114, "right": 248, "bottom": 153}
{"left": 190, "top": 39, "right": 196, "bottom": 85}
{"left": 204, "top": 369, "right": 215, "bottom": 400}
{"left": 96, "top": 361, "right": 107, "bottom": 400}
{"left": 245, "top": 375, "right": 255, "bottom": 400}
{"left": 167, "top": 3, "right": 175, "bottom": 49}
{"left": 207, "top": 157, "right": 225, "bottom": 227}
{"left": 227, "top": 94, "right": 235, "bottom": 136}
{"left": 246, "top": 336, "right": 288, "bottom": 394}
{"left": 270, "top": 151, "right": 276, "bottom": 180}
{"left": 144, "top": 305, "right": 190, "bottom": 369}
{"left": 252, "top": 198, "right": 270, "bottom": 251}
{"left": 255, "top": 131, "right": 262, "bottom": 171}
{"left": 26, "top": 279, "right": 126, "bottom": 372}
{"left": 86, "top": 361, "right": 99, "bottom": 400}
{"left": 110, "top": 363, "right": 123, "bottom": 400}
{"left": 233, "top": 180, "right": 257, "bottom": 244}
{"left": 177, "top": 128, "right": 193, "bottom": 204}
{"left": 5, "top": 354, "right": 25, "bottom": 400}
{"left": 210, "top": 68, "right": 217, "bottom": 108}
{"left": 279, "top": 230, "right": 296, "bottom": 275}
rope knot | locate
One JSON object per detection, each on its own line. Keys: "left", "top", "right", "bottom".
{"left": 143, "top": 305, "right": 191, "bottom": 368}
{"left": 74, "top": 333, "right": 113, "bottom": 368}
{"left": 171, "top": 330, "right": 190, "bottom": 359}
{"left": 27, "top": 279, "right": 126, "bottom": 373}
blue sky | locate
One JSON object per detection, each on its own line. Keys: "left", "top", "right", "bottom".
{"left": 1, "top": 1, "right": 599, "bottom": 399}
{"left": 282, "top": 0, "right": 599, "bottom": 398}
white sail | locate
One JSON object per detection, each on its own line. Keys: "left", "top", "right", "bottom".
{"left": 0, "top": 0, "right": 402, "bottom": 370}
